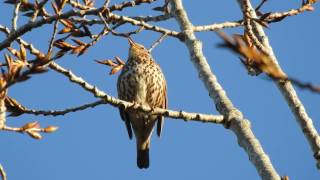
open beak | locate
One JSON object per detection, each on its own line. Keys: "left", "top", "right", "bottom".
{"left": 128, "top": 37, "right": 135, "bottom": 46}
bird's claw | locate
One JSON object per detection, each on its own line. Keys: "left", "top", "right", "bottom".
{"left": 130, "top": 101, "right": 142, "bottom": 109}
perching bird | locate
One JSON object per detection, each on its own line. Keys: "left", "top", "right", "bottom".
{"left": 117, "top": 38, "right": 167, "bottom": 169}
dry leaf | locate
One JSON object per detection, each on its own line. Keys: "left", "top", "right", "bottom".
{"left": 54, "top": 40, "right": 75, "bottom": 50}
{"left": 5, "top": 96, "right": 26, "bottom": 116}
{"left": 43, "top": 126, "right": 59, "bottom": 133}
{"left": 51, "top": 1, "right": 59, "bottom": 14}
{"left": 20, "top": 44, "right": 27, "bottom": 62}
{"left": 26, "top": 130, "right": 42, "bottom": 139}
{"left": 71, "top": 45, "right": 85, "bottom": 55}
{"left": 21, "top": 121, "right": 40, "bottom": 130}
{"left": 7, "top": 47, "right": 21, "bottom": 59}
{"left": 115, "top": 56, "right": 125, "bottom": 65}
{"left": 60, "top": 19, "right": 75, "bottom": 28}
{"left": 58, "top": 27, "right": 72, "bottom": 34}
{"left": 95, "top": 59, "right": 118, "bottom": 67}
{"left": 110, "top": 65, "right": 124, "bottom": 75}
{"left": 217, "top": 31, "right": 286, "bottom": 79}
{"left": 72, "top": 39, "right": 86, "bottom": 46}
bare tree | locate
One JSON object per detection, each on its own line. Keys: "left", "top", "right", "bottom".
{"left": 0, "top": 0, "right": 319, "bottom": 180}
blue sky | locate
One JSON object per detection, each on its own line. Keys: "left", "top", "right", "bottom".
{"left": 1, "top": 0, "right": 320, "bottom": 179}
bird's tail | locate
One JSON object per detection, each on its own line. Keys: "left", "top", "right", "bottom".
{"left": 137, "top": 148, "right": 149, "bottom": 169}
{"left": 136, "top": 138, "right": 150, "bottom": 169}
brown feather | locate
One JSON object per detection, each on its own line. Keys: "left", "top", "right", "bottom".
{"left": 157, "top": 79, "right": 167, "bottom": 137}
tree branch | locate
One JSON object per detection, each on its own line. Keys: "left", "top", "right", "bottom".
{"left": 0, "top": 2, "right": 181, "bottom": 51}
{"left": 193, "top": 21, "right": 242, "bottom": 32}
{"left": 11, "top": 0, "right": 21, "bottom": 31}
{"left": 47, "top": 20, "right": 59, "bottom": 54}
{"left": 0, "top": 78, "right": 7, "bottom": 130}
{"left": 0, "top": 97, "right": 5, "bottom": 130}
{"left": 0, "top": 164, "right": 6, "bottom": 180}
{"left": 109, "top": 0, "right": 157, "bottom": 12}
{"left": 170, "top": 0, "right": 281, "bottom": 179}
{"left": 263, "top": 2, "right": 317, "bottom": 23}
{"left": 10, "top": 99, "right": 106, "bottom": 116}
{"left": 107, "top": 13, "right": 181, "bottom": 38}
{"left": 8, "top": 97, "right": 224, "bottom": 123}
{"left": 237, "top": 0, "right": 320, "bottom": 169}
{"left": 0, "top": 28, "right": 223, "bottom": 124}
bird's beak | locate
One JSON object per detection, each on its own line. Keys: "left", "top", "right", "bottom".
{"left": 128, "top": 37, "right": 135, "bottom": 46}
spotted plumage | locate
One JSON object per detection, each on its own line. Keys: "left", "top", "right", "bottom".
{"left": 117, "top": 38, "right": 167, "bottom": 169}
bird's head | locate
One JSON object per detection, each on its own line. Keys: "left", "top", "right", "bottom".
{"left": 128, "top": 38, "right": 151, "bottom": 60}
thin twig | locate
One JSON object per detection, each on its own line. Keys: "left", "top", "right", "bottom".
{"left": 109, "top": 0, "right": 157, "bottom": 12}
{"left": 108, "top": 13, "right": 181, "bottom": 39}
{"left": 255, "top": 0, "right": 268, "bottom": 12}
{"left": 1, "top": 123, "right": 58, "bottom": 140}
{"left": 99, "top": 12, "right": 144, "bottom": 38}
{"left": 16, "top": 100, "right": 106, "bottom": 116}
{"left": 0, "top": 24, "right": 46, "bottom": 58}
{"left": 11, "top": 0, "right": 21, "bottom": 31}
{"left": 30, "top": 0, "right": 50, "bottom": 22}
{"left": 132, "top": 14, "right": 173, "bottom": 22}
{"left": 149, "top": 33, "right": 167, "bottom": 52}
{"left": 103, "top": 0, "right": 110, "bottom": 8}
{"left": 68, "top": 0, "right": 95, "bottom": 10}
{"left": 263, "top": 2, "right": 318, "bottom": 23}
{"left": 1, "top": 125, "right": 21, "bottom": 132}
{"left": 0, "top": 164, "right": 7, "bottom": 180}
{"left": 69, "top": 13, "right": 172, "bottom": 27}
{"left": 98, "top": 11, "right": 113, "bottom": 34}
{"left": 0, "top": 7, "right": 181, "bottom": 51}
{"left": 47, "top": 20, "right": 59, "bottom": 53}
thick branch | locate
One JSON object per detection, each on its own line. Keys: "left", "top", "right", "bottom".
{"left": 170, "top": 0, "right": 280, "bottom": 179}
{"left": 193, "top": 21, "right": 242, "bottom": 32}
{"left": 237, "top": 0, "right": 320, "bottom": 169}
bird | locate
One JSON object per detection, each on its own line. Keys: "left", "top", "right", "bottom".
{"left": 117, "top": 38, "right": 167, "bottom": 169}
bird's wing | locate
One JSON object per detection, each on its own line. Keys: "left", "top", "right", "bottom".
{"left": 157, "top": 79, "right": 167, "bottom": 137}
{"left": 119, "top": 106, "right": 133, "bottom": 139}
{"left": 117, "top": 73, "right": 133, "bottom": 140}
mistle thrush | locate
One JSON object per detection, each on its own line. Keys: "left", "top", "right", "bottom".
{"left": 117, "top": 38, "right": 167, "bottom": 169}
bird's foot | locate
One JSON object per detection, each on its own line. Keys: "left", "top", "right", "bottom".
{"left": 149, "top": 106, "right": 156, "bottom": 113}
{"left": 130, "top": 101, "right": 142, "bottom": 110}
